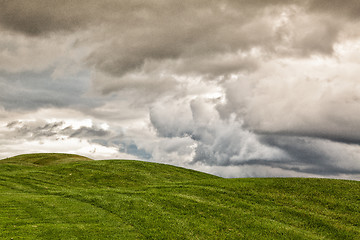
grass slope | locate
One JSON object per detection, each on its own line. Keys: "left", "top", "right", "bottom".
{"left": 0, "top": 154, "right": 359, "bottom": 239}
{"left": 1, "top": 153, "right": 92, "bottom": 166}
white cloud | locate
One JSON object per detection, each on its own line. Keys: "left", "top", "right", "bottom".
{"left": 221, "top": 39, "right": 360, "bottom": 144}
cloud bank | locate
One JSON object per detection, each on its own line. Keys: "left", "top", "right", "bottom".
{"left": 1, "top": 0, "right": 360, "bottom": 179}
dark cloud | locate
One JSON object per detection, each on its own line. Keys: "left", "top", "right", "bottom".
{"left": 149, "top": 98, "right": 360, "bottom": 178}
{"left": 1, "top": 1, "right": 343, "bottom": 78}
{"left": 1, "top": 0, "right": 352, "bottom": 93}
{"left": 308, "top": 0, "right": 360, "bottom": 19}
{"left": 259, "top": 135, "right": 360, "bottom": 175}
{"left": 6, "top": 120, "right": 65, "bottom": 139}
{"left": 6, "top": 121, "right": 20, "bottom": 128}
{"left": 0, "top": 0, "right": 90, "bottom": 36}
{"left": 256, "top": 130, "right": 360, "bottom": 147}
{"left": 64, "top": 126, "right": 110, "bottom": 139}
{"left": 0, "top": 0, "right": 292, "bottom": 36}
{"left": 1, "top": 0, "right": 360, "bottom": 179}
{"left": 82, "top": 0, "right": 351, "bottom": 96}
{"left": 85, "top": 3, "right": 277, "bottom": 79}
{"left": 6, "top": 120, "right": 110, "bottom": 141}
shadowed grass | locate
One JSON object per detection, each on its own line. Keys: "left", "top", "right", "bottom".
{"left": 0, "top": 153, "right": 359, "bottom": 239}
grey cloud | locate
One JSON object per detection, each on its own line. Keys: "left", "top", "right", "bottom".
{"left": 256, "top": 130, "right": 360, "bottom": 147}
{"left": 3, "top": 119, "right": 152, "bottom": 161}
{"left": 149, "top": 101, "right": 194, "bottom": 138}
{"left": 292, "top": 17, "right": 340, "bottom": 55}
{"left": 82, "top": 0, "right": 351, "bottom": 97}
{"left": 149, "top": 98, "right": 360, "bottom": 178}
{"left": 91, "top": 71, "right": 179, "bottom": 101}
{"left": 0, "top": 0, "right": 90, "bottom": 36}
{"left": 172, "top": 53, "right": 258, "bottom": 77}
{"left": 219, "top": 67, "right": 360, "bottom": 147}
{"left": 6, "top": 120, "right": 110, "bottom": 141}
{"left": 259, "top": 135, "right": 360, "bottom": 175}
{"left": 159, "top": 137, "right": 195, "bottom": 156}
{"left": 96, "top": 0, "right": 355, "bottom": 72}
{"left": 0, "top": 0, "right": 292, "bottom": 36}
{"left": 309, "top": 0, "right": 360, "bottom": 19}
{"left": 86, "top": 6, "right": 276, "bottom": 79}
{"left": 111, "top": 134, "right": 196, "bottom": 164}
{"left": 0, "top": 70, "right": 103, "bottom": 111}
{"left": 150, "top": 99, "right": 287, "bottom": 166}
{"left": 64, "top": 126, "right": 110, "bottom": 139}
{"left": 6, "top": 120, "right": 65, "bottom": 140}
{"left": 6, "top": 121, "right": 20, "bottom": 128}
{"left": 1, "top": 0, "right": 351, "bottom": 92}
{"left": 119, "top": 142, "right": 152, "bottom": 160}
{"left": 190, "top": 122, "right": 285, "bottom": 167}
{"left": 2, "top": 0, "right": 360, "bottom": 180}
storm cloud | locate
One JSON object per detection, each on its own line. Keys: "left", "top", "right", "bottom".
{"left": 1, "top": 0, "right": 360, "bottom": 179}
{"left": 149, "top": 98, "right": 360, "bottom": 178}
{"left": 5, "top": 120, "right": 110, "bottom": 141}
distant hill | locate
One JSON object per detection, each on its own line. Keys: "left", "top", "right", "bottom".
{"left": 0, "top": 153, "right": 92, "bottom": 166}
{"left": 0, "top": 153, "right": 359, "bottom": 239}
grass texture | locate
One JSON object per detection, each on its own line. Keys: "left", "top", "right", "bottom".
{"left": 0, "top": 153, "right": 359, "bottom": 239}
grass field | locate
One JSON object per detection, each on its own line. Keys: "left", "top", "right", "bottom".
{"left": 0, "top": 153, "right": 359, "bottom": 239}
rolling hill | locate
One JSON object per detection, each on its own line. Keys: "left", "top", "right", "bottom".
{"left": 0, "top": 153, "right": 359, "bottom": 239}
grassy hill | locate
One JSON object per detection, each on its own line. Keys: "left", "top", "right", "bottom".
{"left": 0, "top": 153, "right": 92, "bottom": 166}
{"left": 0, "top": 154, "right": 359, "bottom": 239}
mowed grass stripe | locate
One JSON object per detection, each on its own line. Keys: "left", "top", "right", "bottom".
{"left": 0, "top": 193, "right": 143, "bottom": 239}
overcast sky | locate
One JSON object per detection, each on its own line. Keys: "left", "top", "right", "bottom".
{"left": 1, "top": 0, "right": 360, "bottom": 179}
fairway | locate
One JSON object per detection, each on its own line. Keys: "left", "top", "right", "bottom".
{"left": 0, "top": 154, "right": 359, "bottom": 239}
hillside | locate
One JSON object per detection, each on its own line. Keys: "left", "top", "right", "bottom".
{"left": 0, "top": 153, "right": 359, "bottom": 239}
{"left": 0, "top": 153, "right": 92, "bottom": 166}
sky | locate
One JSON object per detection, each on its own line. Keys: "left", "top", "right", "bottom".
{"left": 1, "top": 0, "right": 360, "bottom": 179}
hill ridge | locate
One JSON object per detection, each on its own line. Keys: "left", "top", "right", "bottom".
{"left": 0, "top": 153, "right": 93, "bottom": 166}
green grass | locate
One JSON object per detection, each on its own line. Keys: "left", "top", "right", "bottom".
{"left": 0, "top": 153, "right": 359, "bottom": 239}
{"left": 1, "top": 153, "right": 92, "bottom": 166}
